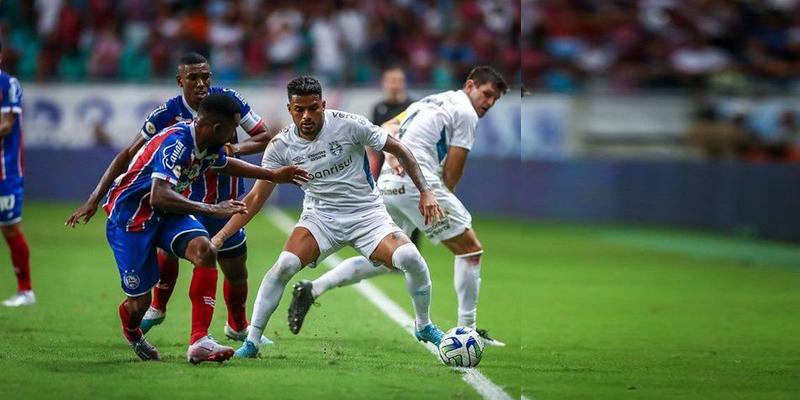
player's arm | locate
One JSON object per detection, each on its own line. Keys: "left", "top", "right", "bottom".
{"left": 211, "top": 179, "right": 275, "bottom": 248}
{"left": 218, "top": 158, "right": 309, "bottom": 184}
{"left": 382, "top": 136, "right": 443, "bottom": 225}
{"left": 65, "top": 135, "right": 147, "bottom": 227}
{"left": 225, "top": 121, "right": 272, "bottom": 156}
{"left": 381, "top": 115, "right": 407, "bottom": 175}
{"left": 150, "top": 178, "right": 247, "bottom": 219}
{"left": 442, "top": 146, "right": 469, "bottom": 192}
{"left": 0, "top": 112, "right": 16, "bottom": 137}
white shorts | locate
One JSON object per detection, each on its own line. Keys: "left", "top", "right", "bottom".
{"left": 296, "top": 204, "right": 404, "bottom": 267}
{"left": 377, "top": 173, "right": 472, "bottom": 245}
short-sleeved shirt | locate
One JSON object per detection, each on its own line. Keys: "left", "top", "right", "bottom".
{"left": 103, "top": 122, "right": 227, "bottom": 232}
{"left": 0, "top": 70, "right": 23, "bottom": 183}
{"left": 262, "top": 109, "right": 388, "bottom": 214}
{"left": 391, "top": 90, "right": 478, "bottom": 184}
{"left": 140, "top": 86, "right": 262, "bottom": 203}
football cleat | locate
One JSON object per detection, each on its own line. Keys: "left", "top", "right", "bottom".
{"left": 2, "top": 290, "right": 36, "bottom": 307}
{"left": 223, "top": 323, "right": 273, "bottom": 345}
{"left": 414, "top": 323, "right": 444, "bottom": 346}
{"left": 129, "top": 337, "right": 161, "bottom": 361}
{"left": 287, "top": 280, "right": 315, "bottom": 334}
{"left": 476, "top": 328, "right": 506, "bottom": 347}
{"left": 187, "top": 336, "right": 235, "bottom": 364}
{"left": 140, "top": 307, "right": 165, "bottom": 334}
{"left": 233, "top": 339, "right": 260, "bottom": 359}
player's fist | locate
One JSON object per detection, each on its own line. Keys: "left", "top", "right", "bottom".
{"left": 209, "top": 200, "right": 248, "bottom": 219}
{"left": 270, "top": 165, "right": 310, "bottom": 185}
{"left": 418, "top": 190, "right": 443, "bottom": 226}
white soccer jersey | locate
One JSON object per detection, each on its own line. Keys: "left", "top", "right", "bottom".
{"left": 393, "top": 90, "right": 479, "bottom": 183}
{"left": 262, "top": 109, "right": 388, "bottom": 214}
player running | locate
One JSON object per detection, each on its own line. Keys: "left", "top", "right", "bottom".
{"left": 288, "top": 66, "right": 509, "bottom": 346}
{"left": 0, "top": 42, "right": 34, "bottom": 307}
{"left": 104, "top": 93, "right": 307, "bottom": 362}
{"left": 66, "top": 53, "right": 272, "bottom": 343}
{"left": 209, "top": 76, "right": 446, "bottom": 358}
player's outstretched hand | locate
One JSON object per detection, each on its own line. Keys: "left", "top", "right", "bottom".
{"left": 418, "top": 190, "right": 443, "bottom": 226}
{"left": 271, "top": 165, "right": 310, "bottom": 185}
{"left": 209, "top": 200, "right": 248, "bottom": 219}
{"left": 65, "top": 201, "right": 98, "bottom": 228}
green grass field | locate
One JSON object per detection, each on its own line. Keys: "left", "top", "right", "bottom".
{"left": 0, "top": 203, "right": 798, "bottom": 399}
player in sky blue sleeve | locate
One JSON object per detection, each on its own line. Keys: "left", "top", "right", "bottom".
{"left": 102, "top": 93, "right": 307, "bottom": 362}
{"left": 0, "top": 42, "right": 34, "bottom": 307}
{"left": 66, "top": 53, "right": 276, "bottom": 342}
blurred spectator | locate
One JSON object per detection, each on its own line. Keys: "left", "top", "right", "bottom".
{"left": 369, "top": 65, "right": 414, "bottom": 178}
{"left": 687, "top": 106, "right": 749, "bottom": 160}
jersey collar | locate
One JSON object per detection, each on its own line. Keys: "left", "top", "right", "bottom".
{"left": 181, "top": 96, "right": 199, "bottom": 118}
{"left": 457, "top": 90, "right": 479, "bottom": 120}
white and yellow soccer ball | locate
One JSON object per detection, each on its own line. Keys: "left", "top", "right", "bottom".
{"left": 437, "top": 327, "right": 484, "bottom": 367}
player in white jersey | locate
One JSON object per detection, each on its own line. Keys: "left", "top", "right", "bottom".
{"left": 289, "top": 66, "right": 509, "bottom": 346}
{"left": 209, "top": 76, "right": 446, "bottom": 358}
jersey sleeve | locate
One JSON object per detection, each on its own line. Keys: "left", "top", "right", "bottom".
{"left": 222, "top": 88, "right": 264, "bottom": 135}
{"left": 151, "top": 134, "right": 192, "bottom": 185}
{"left": 0, "top": 77, "right": 22, "bottom": 114}
{"left": 261, "top": 137, "right": 287, "bottom": 169}
{"left": 449, "top": 109, "right": 478, "bottom": 151}
{"left": 353, "top": 114, "right": 389, "bottom": 151}
{"left": 140, "top": 103, "right": 175, "bottom": 141}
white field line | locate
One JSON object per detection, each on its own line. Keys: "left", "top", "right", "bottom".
{"left": 266, "top": 207, "right": 524, "bottom": 400}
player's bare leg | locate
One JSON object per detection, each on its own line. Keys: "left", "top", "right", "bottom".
{"left": 119, "top": 291, "right": 160, "bottom": 360}
{"left": 442, "top": 229, "right": 503, "bottom": 346}
{"left": 140, "top": 249, "right": 179, "bottom": 333}
{"left": 370, "top": 232, "right": 443, "bottom": 345}
{"left": 182, "top": 236, "right": 234, "bottom": 364}
{"left": 236, "top": 228, "right": 317, "bottom": 358}
{"left": 1, "top": 224, "right": 35, "bottom": 307}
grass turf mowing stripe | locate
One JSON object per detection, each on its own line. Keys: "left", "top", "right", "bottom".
{"left": 264, "top": 207, "right": 521, "bottom": 400}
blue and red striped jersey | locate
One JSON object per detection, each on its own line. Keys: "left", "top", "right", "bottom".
{"left": 103, "top": 122, "right": 228, "bottom": 232}
{"left": 139, "top": 86, "right": 263, "bottom": 204}
{"left": 0, "top": 70, "right": 23, "bottom": 182}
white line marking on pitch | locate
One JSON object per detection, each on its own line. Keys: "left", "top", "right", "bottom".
{"left": 266, "top": 207, "right": 524, "bottom": 400}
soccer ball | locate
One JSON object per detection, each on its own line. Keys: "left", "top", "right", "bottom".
{"left": 437, "top": 327, "right": 484, "bottom": 367}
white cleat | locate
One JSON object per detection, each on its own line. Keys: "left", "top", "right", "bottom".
{"left": 224, "top": 323, "right": 274, "bottom": 345}
{"left": 2, "top": 290, "right": 35, "bottom": 307}
{"left": 187, "top": 335, "right": 235, "bottom": 364}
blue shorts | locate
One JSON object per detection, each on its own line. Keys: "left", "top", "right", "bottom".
{"left": 107, "top": 214, "right": 208, "bottom": 296}
{"left": 194, "top": 214, "right": 247, "bottom": 258}
{"left": 0, "top": 179, "right": 23, "bottom": 226}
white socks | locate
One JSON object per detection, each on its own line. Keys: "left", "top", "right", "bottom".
{"left": 391, "top": 243, "right": 432, "bottom": 329}
{"left": 247, "top": 251, "right": 303, "bottom": 343}
{"left": 311, "top": 256, "right": 390, "bottom": 298}
{"left": 454, "top": 251, "right": 482, "bottom": 329}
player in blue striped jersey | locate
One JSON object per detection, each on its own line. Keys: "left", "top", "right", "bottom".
{"left": 0, "top": 42, "right": 34, "bottom": 307}
{"left": 66, "top": 53, "right": 274, "bottom": 342}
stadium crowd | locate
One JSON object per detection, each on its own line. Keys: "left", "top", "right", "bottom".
{"left": 0, "top": 0, "right": 519, "bottom": 87}
{"left": 525, "top": 0, "right": 800, "bottom": 94}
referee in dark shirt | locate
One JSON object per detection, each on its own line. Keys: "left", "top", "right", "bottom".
{"left": 369, "top": 66, "right": 421, "bottom": 245}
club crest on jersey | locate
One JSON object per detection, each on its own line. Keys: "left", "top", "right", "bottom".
{"left": 123, "top": 273, "right": 140, "bottom": 290}
{"left": 329, "top": 141, "right": 343, "bottom": 156}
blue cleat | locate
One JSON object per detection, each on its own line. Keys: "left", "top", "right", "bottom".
{"left": 140, "top": 307, "right": 165, "bottom": 334}
{"left": 234, "top": 339, "right": 260, "bottom": 358}
{"left": 415, "top": 323, "right": 444, "bottom": 346}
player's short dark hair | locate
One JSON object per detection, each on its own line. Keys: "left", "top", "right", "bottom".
{"left": 199, "top": 93, "right": 240, "bottom": 124}
{"left": 179, "top": 52, "right": 208, "bottom": 67}
{"left": 287, "top": 76, "right": 322, "bottom": 100}
{"left": 466, "top": 66, "right": 508, "bottom": 95}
